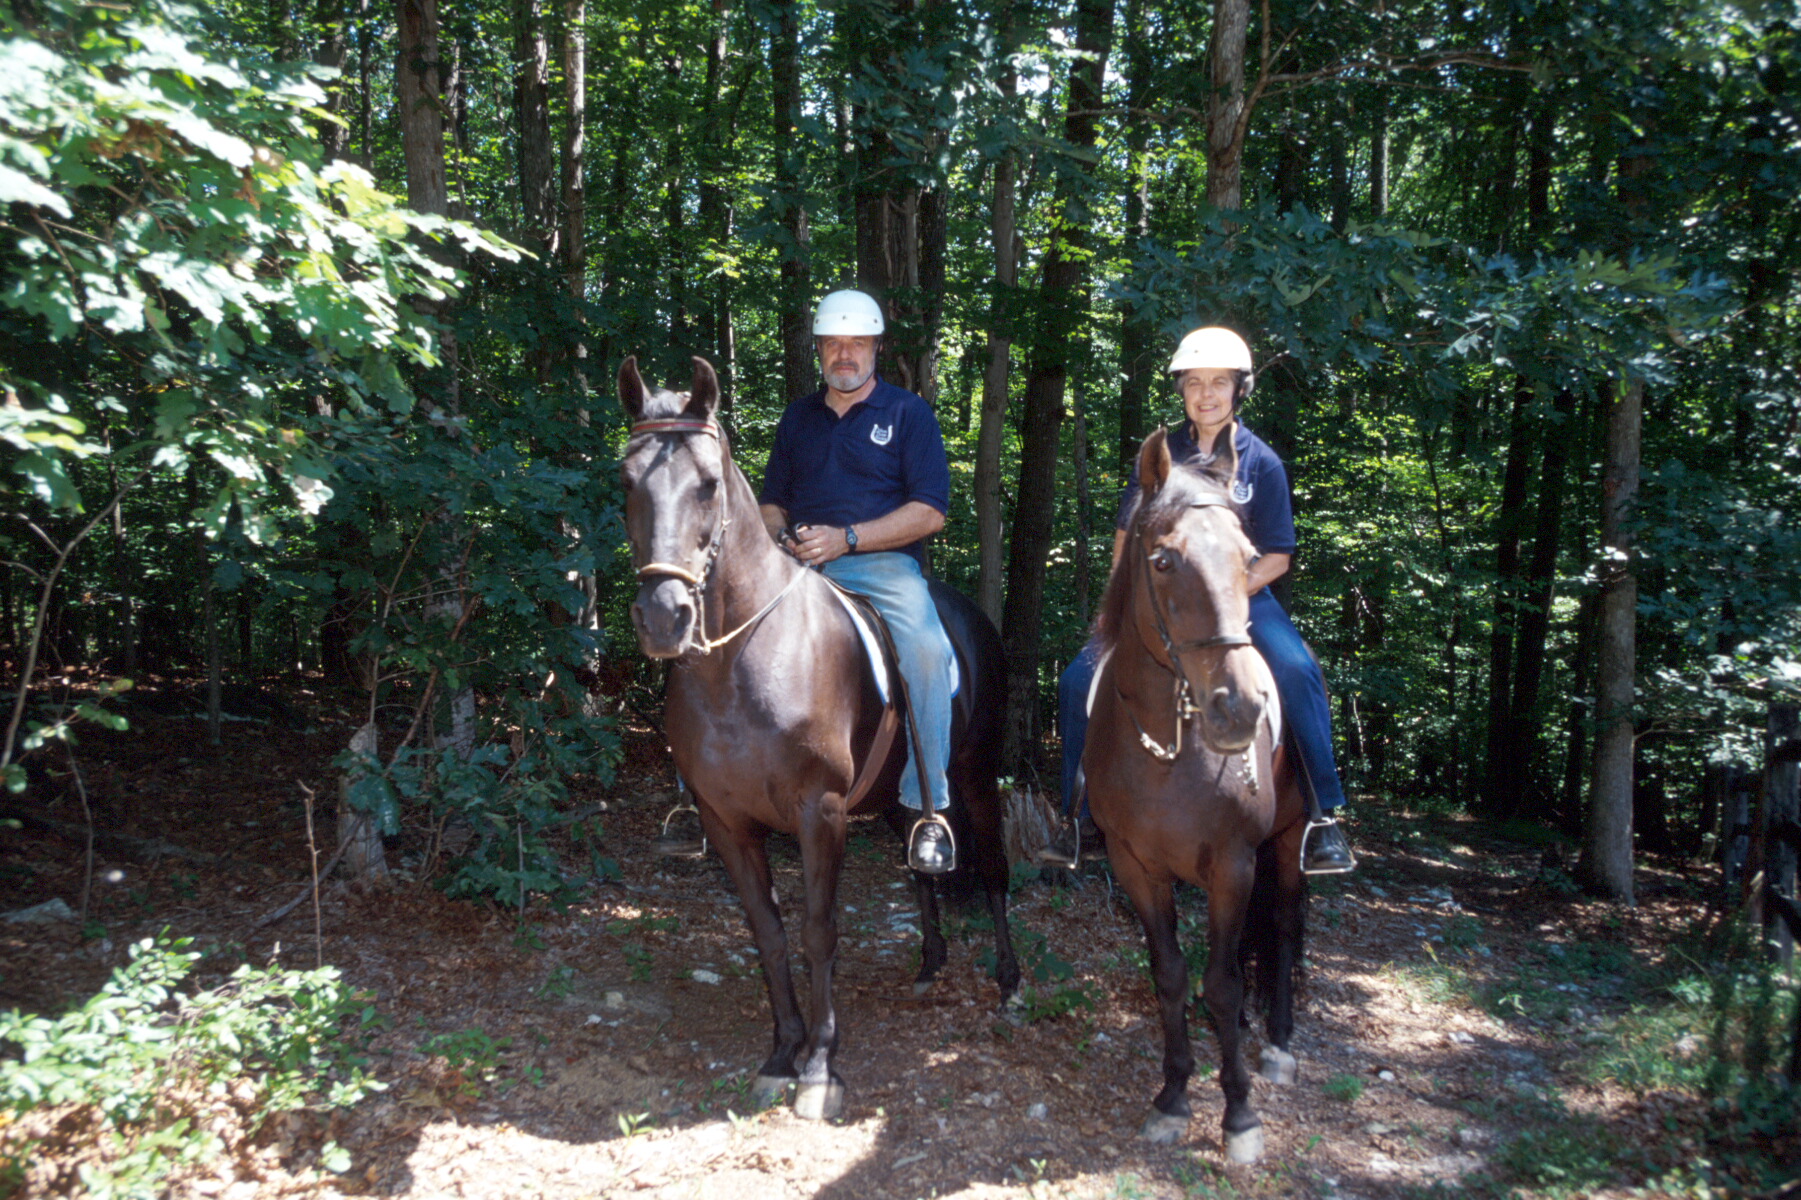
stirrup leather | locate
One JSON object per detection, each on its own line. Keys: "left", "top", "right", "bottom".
{"left": 906, "top": 812, "right": 956, "bottom": 873}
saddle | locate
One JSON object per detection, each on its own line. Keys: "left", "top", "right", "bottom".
{"left": 820, "top": 578, "right": 948, "bottom": 812}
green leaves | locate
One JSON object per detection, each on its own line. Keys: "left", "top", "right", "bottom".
{"left": 0, "top": 0, "right": 517, "bottom": 520}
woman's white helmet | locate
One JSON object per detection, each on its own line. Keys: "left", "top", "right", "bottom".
{"left": 813, "top": 289, "right": 886, "bottom": 336}
{"left": 1169, "top": 326, "right": 1253, "bottom": 375}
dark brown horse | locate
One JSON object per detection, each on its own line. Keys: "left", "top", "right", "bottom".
{"left": 1083, "top": 427, "right": 1308, "bottom": 1163}
{"left": 617, "top": 356, "right": 1021, "bottom": 1120}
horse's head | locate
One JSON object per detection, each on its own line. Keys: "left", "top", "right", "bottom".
{"left": 1119, "top": 426, "right": 1268, "bottom": 753}
{"left": 619, "top": 355, "right": 730, "bottom": 659}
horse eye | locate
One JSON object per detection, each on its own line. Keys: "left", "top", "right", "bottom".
{"left": 1152, "top": 551, "right": 1173, "bottom": 573}
{"left": 696, "top": 478, "right": 718, "bottom": 503}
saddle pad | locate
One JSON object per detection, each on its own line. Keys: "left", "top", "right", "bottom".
{"left": 1088, "top": 645, "right": 1284, "bottom": 747}
{"left": 826, "top": 586, "right": 894, "bottom": 706}
{"left": 823, "top": 585, "right": 961, "bottom": 707}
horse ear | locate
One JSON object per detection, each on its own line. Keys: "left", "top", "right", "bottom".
{"left": 685, "top": 357, "right": 722, "bottom": 421}
{"left": 1202, "top": 420, "right": 1240, "bottom": 487}
{"left": 1138, "top": 426, "right": 1172, "bottom": 496}
{"left": 618, "top": 356, "right": 647, "bottom": 421}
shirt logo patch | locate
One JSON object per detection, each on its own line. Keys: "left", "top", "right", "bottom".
{"left": 869, "top": 423, "right": 893, "bottom": 446}
{"left": 1231, "top": 479, "right": 1254, "bottom": 505}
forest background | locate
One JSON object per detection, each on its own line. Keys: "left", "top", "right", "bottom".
{"left": 2, "top": 0, "right": 1799, "bottom": 908}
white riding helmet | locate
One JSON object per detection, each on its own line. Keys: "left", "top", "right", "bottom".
{"left": 1169, "top": 325, "right": 1254, "bottom": 400}
{"left": 813, "top": 289, "right": 885, "bottom": 337}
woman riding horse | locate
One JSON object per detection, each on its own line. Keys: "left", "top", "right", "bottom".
{"left": 1051, "top": 326, "right": 1357, "bottom": 875}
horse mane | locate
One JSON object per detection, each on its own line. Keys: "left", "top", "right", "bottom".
{"left": 1091, "top": 454, "right": 1236, "bottom": 658}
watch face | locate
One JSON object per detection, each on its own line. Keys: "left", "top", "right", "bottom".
{"left": 846, "top": 527, "right": 858, "bottom": 550}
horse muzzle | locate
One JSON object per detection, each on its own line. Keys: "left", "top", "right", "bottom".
{"left": 1190, "top": 651, "right": 1264, "bottom": 753}
{"left": 631, "top": 577, "right": 699, "bottom": 658}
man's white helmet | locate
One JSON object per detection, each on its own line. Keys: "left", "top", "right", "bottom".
{"left": 1168, "top": 326, "right": 1253, "bottom": 375}
{"left": 813, "top": 289, "right": 885, "bottom": 336}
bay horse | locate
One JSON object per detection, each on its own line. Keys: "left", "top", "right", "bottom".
{"left": 617, "top": 356, "right": 1021, "bottom": 1121}
{"left": 1084, "top": 426, "right": 1308, "bottom": 1163}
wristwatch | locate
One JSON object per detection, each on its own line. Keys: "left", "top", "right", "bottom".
{"left": 844, "top": 525, "right": 859, "bottom": 552}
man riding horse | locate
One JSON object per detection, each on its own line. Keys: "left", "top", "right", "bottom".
{"left": 1050, "top": 326, "right": 1357, "bottom": 875}
{"left": 753, "top": 288, "right": 960, "bottom": 875}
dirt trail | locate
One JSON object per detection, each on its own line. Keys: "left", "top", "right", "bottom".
{"left": 0, "top": 712, "right": 1734, "bottom": 1199}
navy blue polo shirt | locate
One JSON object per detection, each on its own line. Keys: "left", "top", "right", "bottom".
{"left": 1116, "top": 422, "right": 1297, "bottom": 557}
{"left": 758, "top": 379, "right": 951, "bottom": 568}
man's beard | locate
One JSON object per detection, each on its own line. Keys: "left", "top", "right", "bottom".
{"left": 824, "top": 361, "right": 874, "bottom": 393}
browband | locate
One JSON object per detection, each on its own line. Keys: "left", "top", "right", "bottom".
{"left": 630, "top": 418, "right": 719, "bottom": 438}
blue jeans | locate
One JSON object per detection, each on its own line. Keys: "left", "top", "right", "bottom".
{"left": 822, "top": 552, "right": 955, "bottom": 814}
{"left": 1057, "top": 588, "right": 1346, "bottom": 816}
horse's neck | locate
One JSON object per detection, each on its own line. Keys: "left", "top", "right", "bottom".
{"left": 707, "top": 460, "right": 803, "bottom": 628}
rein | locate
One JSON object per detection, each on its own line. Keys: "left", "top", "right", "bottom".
{"left": 1120, "top": 493, "right": 1255, "bottom": 765}
{"left": 630, "top": 416, "right": 801, "bottom": 656}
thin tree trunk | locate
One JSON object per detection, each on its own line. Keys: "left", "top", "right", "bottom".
{"left": 1117, "top": 0, "right": 1152, "bottom": 471}
{"left": 1483, "top": 376, "right": 1535, "bottom": 814}
{"left": 1073, "top": 383, "right": 1090, "bottom": 622}
{"left": 1369, "top": 99, "right": 1389, "bottom": 217}
{"left": 770, "top": 0, "right": 812, "bottom": 401}
{"left": 1505, "top": 386, "right": 1576, "bottom": 817}
{"left": 1579, "top": 376, "right": 1642, "bottom": 902}
{"left": 1000, "top": 0, "right": 1112, "bottom": 772}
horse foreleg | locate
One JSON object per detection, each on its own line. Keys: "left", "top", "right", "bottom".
{"left": 1203, "top": 851, "right": 1263, "bottom": 1163}
{"left": 1110, "top": 848, "right": 1192, "bottom": 1146}
{"left": 793, "top": 798, "right": 848, "bottom": 1119}
{"left": 707, "top": 817, "right": 804, "bottom": 1105}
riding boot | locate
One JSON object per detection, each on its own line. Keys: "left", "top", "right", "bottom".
{"left": 1301, "top": 801, "right": 1356, "bottom": 875}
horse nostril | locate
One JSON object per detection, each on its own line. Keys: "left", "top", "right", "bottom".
{"left": 1208, "top": 686, "right": 1237, "bottom": 723}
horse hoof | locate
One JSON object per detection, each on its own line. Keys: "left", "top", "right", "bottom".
{"left": 1224, "top": 1124, "right": 1265, "bottom": 1164}
{"left": 912, "top": 979, "right": 933, "bottom": 997}
{"left": 1139, "top": 1111, "right": 1188, "bottom": 1144}
{"left": 749, "top": 1075, "right": 793, "bottom": 1108}
{"left": 794, "top": 1080, "right": 845, "bottom": 1121}
{"left": 1260, "top": 1046, "right": 1298, "bottom": 1085}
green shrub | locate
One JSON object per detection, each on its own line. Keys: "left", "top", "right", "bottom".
{"left": 0, "top": 937, "right": 383, "bottom": 1198}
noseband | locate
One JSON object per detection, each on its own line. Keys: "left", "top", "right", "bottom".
{"left": 628, "top": 416, "right": 801, "bottom": 655}
{"left": 1124, "top": 492, "right": 1256, "bottom": 764}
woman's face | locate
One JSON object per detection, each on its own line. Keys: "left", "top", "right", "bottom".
{"left": 1178, "top": 367, "right": 1237, "bottom": 442}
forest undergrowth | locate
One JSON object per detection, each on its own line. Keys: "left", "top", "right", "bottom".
{"left": 0, "top": 691, "right": 1797, "bottom": 1200}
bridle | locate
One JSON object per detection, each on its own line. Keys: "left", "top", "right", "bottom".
{"left": 1120, "top": 492, "right": 1256, "bottom": 765}
{"left": 628, "top": 416, "right": 802, "bottom": 656}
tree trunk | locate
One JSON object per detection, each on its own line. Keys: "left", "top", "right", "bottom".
{"left": 513, "top": 0, "right": 556, "bottom": 256}
{"left": 1483, "top": 376, "right": 1535, "bottom": 815}
{"left": 1505, "top": 386, "right": 1576, "bottom": 817}
{"left": 770, "top": 0, "right": 812, "bottom": 401}
{"left": 1579, "top": 376, "right": 1641, "bottom": 902}
{"left": 315, "top": 0, "right": 352, "bottom": 164}
{"left": 1761, "top": 703, "right": 1799, "bottom": 963}
{"left": 999, "top": 0, "right": 1112, "bottom": 772}
{"left": 1369, "top": 99, "right": 1389, "bottom": 217}
{"left": 1117, "top": 0, "right": 1153, "bottom": 472}
{"left": 562, "top": 0, "right": 587, "bottom": 307}
{"left": 1205, "top": 0, "right": 1249, "bottom": 210}
{"left": 1073, "top": 383, "right": 1090, "bottom": 622}
{"left": 973, "top": 64, "right": 1018, "bottom": 626}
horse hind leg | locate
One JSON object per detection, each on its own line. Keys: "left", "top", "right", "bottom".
{"left": 955, "top": 760, "right": 1022, "bottom": 1004}
{"left": 1254, "top": 827, "right": 1306, "bottom": 1086}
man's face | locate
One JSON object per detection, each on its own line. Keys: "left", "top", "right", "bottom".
{"left": 818, "top": 336, "right": 878, "bottom": 394}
